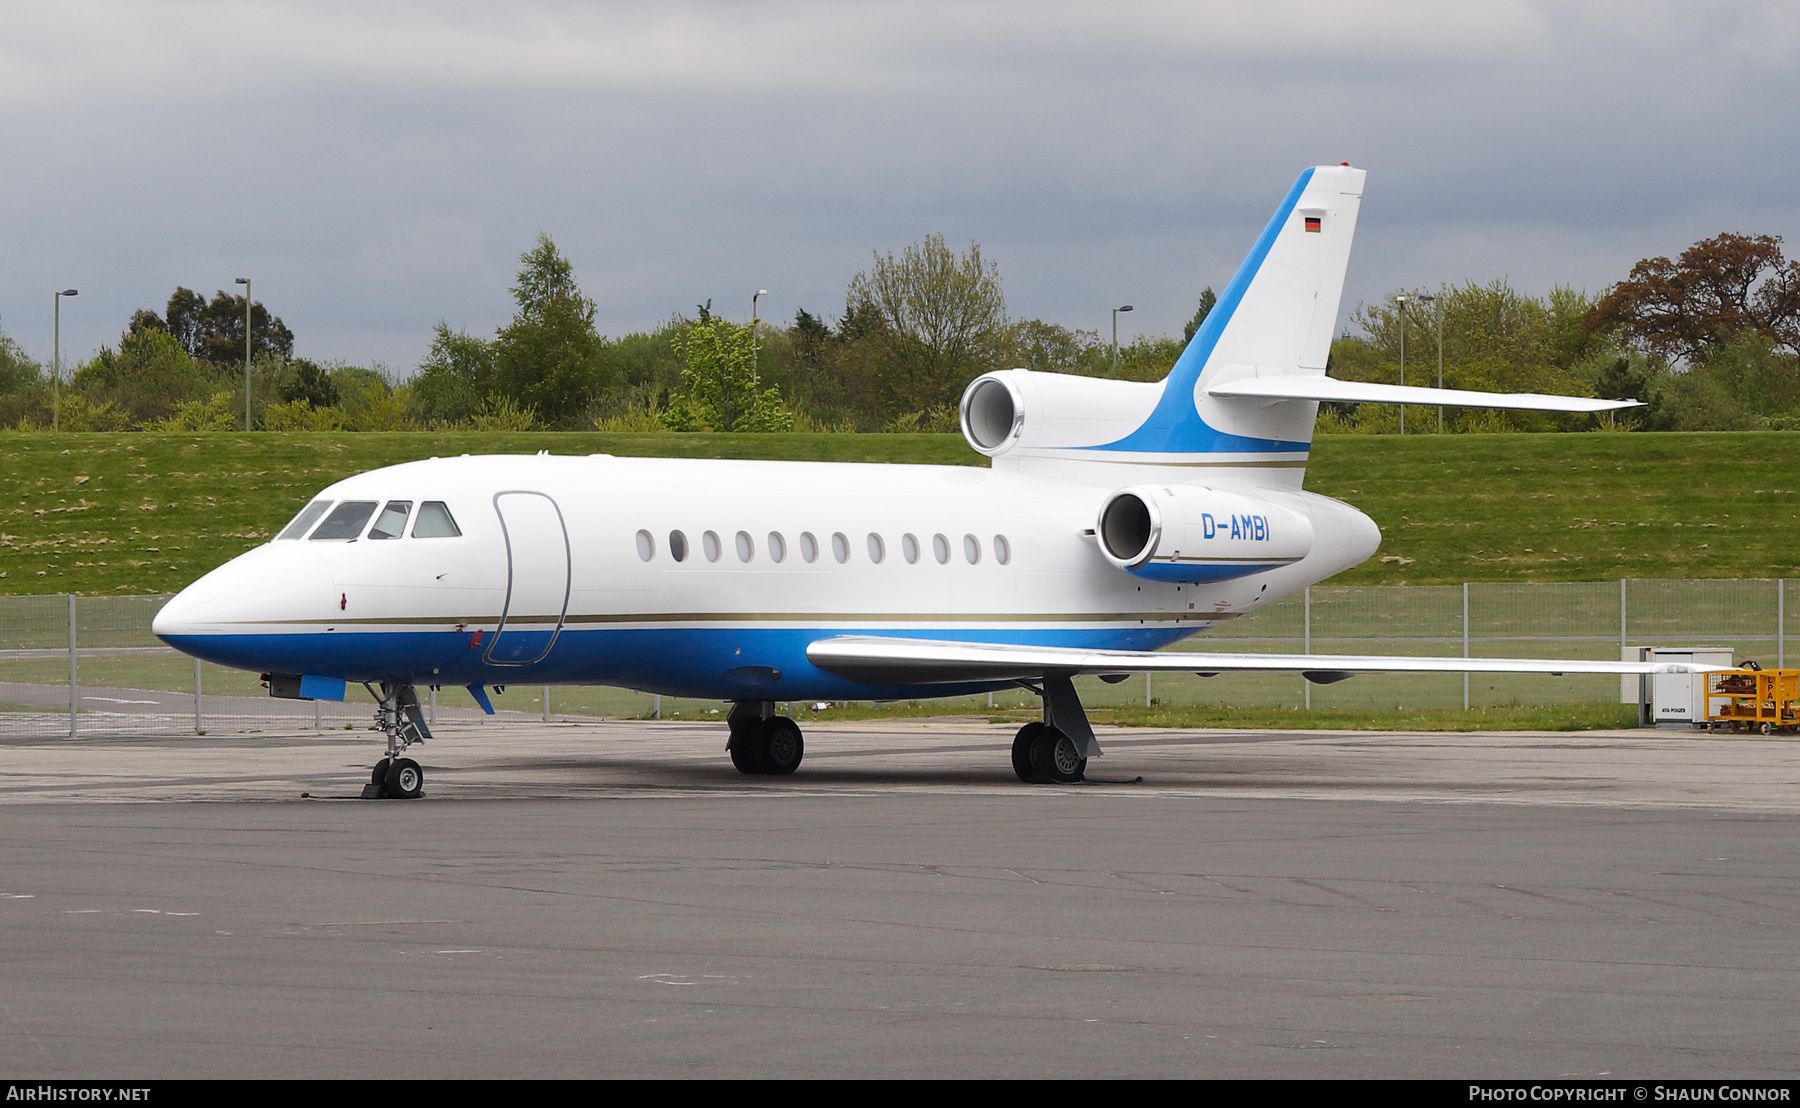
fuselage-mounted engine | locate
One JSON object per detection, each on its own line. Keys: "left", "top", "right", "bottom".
{"left": 1095, "top": 484, "right": 1315, "bottom": 583}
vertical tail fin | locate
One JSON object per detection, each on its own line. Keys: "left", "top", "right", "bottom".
{"left": 1089, "top": 165, "right": 1365, "bottom": 465}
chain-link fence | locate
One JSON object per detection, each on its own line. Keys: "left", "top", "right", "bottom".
{"left": 0, "top": 581, "right": 1786, "bottom": 737}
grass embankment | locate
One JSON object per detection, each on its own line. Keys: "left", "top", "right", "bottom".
{"left": 2, "top": 429, "right": 1797, "bottom": 595}
{"left": 1308, "top": 432, "right": 1800, "bottom": 585}
{"left": 0, "top": 431, "right": 976, "bottom": 595}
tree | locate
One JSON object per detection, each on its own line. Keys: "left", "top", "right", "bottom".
{"left": 773, "top": 304, "right": 888, "bottom": 431}
{"left": 1586, "top": 232, "right": 1800, "bottom": 364}
{"left": 489, "top": 234, "right": 609, "bottom": 427}
{"left": 847, "top": 233, "right": 1009, "bottom": 414}
{"left": 1183, "top": 287, "right": 1217, "bottom": 344}
{"left": 663, "top": 316, "right": 792, "bottom": 432}
{"left": 278, "top": 359, "right": 340, "bottom": 409}
{"left": 0, "top": 327, "right": 40, "bottom": 395}
{"left": 133, "top": 287, "right": 294, "bottom": 366}
{"left": 409, "top": 323, "right": 495, "bottom": 426}
{"left": 1325, "top": 280, "right": 1606, "bottom": 433}
{"left": 72, "top": 327, "right": 216, "bottom": 426}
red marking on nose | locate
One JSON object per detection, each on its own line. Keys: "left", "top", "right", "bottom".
{"left": 339, "top": 593, "right": 346, "bottom": 611}
{"left": 469, "top": 628, "right": 483, "bottom": 649}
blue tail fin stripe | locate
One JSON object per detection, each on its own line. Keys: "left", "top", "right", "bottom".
{"left": 1085, "top": 167, "right": 1317, "bottom": 455}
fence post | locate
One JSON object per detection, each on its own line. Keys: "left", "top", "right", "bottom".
{"left": 653, "top": 693, "right": 661, "bottom": 719}
{"left": 1462, "top": 581, "right": 1470, "bottom": 711}
{"left": 429, "top": 686, "right": 437, "bottom": 727}
{"left": 67, "top": 594, "right": 77, "bottom": 738}
{"left": 1619, "top": 577, "right": 1627, "bottom": 656}
{"left": 1623, "top": 579, "right": 1646, "bottom": 727}
{"left": 193, "top": 657, "right": 203, "bottom": 734}
{"left": 542, "top": 685, "right": 550, "bottom": 723}
{"left": 1303, "top": 585, "right": 1311, "bottom": 710}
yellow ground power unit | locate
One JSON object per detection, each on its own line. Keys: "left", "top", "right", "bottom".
{"left": 1702, "top": 669, "right": 1800, "bottom": 733}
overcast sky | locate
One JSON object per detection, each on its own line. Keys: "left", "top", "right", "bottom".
{"left": 4, "top": 1, "right": 1798, "bottom": 374}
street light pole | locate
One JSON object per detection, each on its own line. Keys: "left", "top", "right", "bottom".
{"left": 52, "top": 289, "right": 78, "bottom": 432}
{"left": 234, "top": 277, "right": 252, "bottom": 430}
{"left": 1415, "top": 293, "right": 1441, "bottom": 432}
{"left": 752, "top": 289, "right": 767, "bottom": 397}
{"left": 1111, "top": 304, "right": 1133, "bottom": 370}
{"left": 1395, "top": 294, "right": 1408, "bottom": 436}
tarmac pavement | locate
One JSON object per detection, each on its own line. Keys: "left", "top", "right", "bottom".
{"left": 1, "top": 719, "right": 1796, "bottom": 1078}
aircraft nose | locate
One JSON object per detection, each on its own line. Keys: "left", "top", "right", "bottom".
{"left": 153, "top": 544, "right": 333, "bottom": 643}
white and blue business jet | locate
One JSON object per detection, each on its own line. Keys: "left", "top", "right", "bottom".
{"left": 153, "top": 164, "right": 1682, "bottom": 798}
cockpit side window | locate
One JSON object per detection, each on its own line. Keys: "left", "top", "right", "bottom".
{"left": 412, "top": 501, "right": 462, "bottom": 538}
{"left": 309, "top": 501, "right": 379, "bottom": 540}
{"left": 277, "top": 500, "right": 332, "bottom": 540}
{"left": 368, "top": 501, "right": 413, "bottom": 540}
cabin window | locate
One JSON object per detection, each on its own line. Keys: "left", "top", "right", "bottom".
{"left": 309, "top": 501, "right": 379, "bottom": 541}
{"left": 993, "top": 534, "right": 1011, "bottom": 565}
{"left": 368, "top": 501, "right": 412, "bottom": 540}
{"left": 277, "top": 500, "right": 332, "bottom": 540}
{"left": 412, "top": 502, "right": 461, "bottom": 538}
{"left": 867, "top": 533, "right": 885, "bottom": 564}
{"left": 831, "top": 532, "right": 850, "bottom": 563}
{"left": 902, "top": 534, "right": 919, "bottom": 564}
{"left": 703, "top": 531, "right": 722, "bottom": 562}
{"left": 636, "top": 530, "right": 655, "bottom": 561}
{"left": 768, "top": 532, "right": 786, "bottom": 563}
{"left": 736, "top": 531, "right": 754, "bottom": 562}
{"left": 933, "top": 533, "right": 950, "bottom": 564}
{"left": 799, "top": 532, "right": 818, "bottom": 563}
{"left": 963, "top": 534, "right": 981, "bottom": 564}
{"left": 669, "top": 531, "right": 688, "bottom": 562}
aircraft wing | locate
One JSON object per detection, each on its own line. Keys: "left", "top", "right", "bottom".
{"left": 1206, "top": 376, "right": 1640, "bottom": 413}
{"left": 805, "top": 636, "right": 1704, "bottom": 686}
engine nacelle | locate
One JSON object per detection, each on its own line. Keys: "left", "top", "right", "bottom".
{"left": 960, "top": 369, "right": 1161, "bottom": 457}
{"left": 1096, "top": 484, "right": 1315, "bottom": 582}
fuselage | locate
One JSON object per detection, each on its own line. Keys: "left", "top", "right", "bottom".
{"left": 151, "top": 451, "right": 1380, "bottom": 701}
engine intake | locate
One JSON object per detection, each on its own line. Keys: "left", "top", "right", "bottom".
{"left": 1096, "top": 484, "right": 1314, "bottom": 583}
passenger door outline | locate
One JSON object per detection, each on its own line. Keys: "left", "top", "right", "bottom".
{"left": 484, "top": 490, "right": 572, "bottom": 666}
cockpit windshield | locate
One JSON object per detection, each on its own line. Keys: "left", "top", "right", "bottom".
{"left": 309, "top": 501, "right": 379, "bottom": 540}
{"left": 412, "top": 501, "right": 461, "bottom": 538}
{"left": 277, "top": 500, "right": 332, "bottom": 540}
{"left": 367, "top": 501, "right": 412, "bottom": 540}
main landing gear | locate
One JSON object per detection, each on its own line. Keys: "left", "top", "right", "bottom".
{"left": 726, "top": 700, "right": 804, "bottom": 776}
{"left": 1011, "top": 721, "right": 1087, "bottom": 783}
{"left": 362, "top": 681, "right": 432, "bottom": 800}
{"left": 1010, "top": 674, "right": 1103, "bottom": 785}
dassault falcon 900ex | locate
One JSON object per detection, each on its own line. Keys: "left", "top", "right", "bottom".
{"left": 153, "top": 164, "right": 1689, "bottom": 798}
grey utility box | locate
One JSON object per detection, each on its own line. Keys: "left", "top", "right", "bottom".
{"left": 1620, "top": 647, "right": 1737, "bottom": 727}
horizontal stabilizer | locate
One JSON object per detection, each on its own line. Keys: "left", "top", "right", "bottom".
{"left": 808, "top": 636, "right": 1702, "bottom": 687}
{"left": 1206, "top": 376, "right": 1640, "bottom": 413}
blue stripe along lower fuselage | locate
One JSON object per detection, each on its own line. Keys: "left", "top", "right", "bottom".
{"left": 158, "top": 622, "right": 1207, "bottom": 702}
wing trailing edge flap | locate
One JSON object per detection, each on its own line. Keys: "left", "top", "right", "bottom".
{"left": 805, "top": 636, "right": 1704, "bottom": 686}
{"left": 1206, "top": 376, "right": 1641, "bottom": 413}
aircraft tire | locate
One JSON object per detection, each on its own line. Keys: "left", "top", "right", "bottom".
{"left": 1030, "top": 727, "right": 1086, "bottom": 784}
{"left": 728, "top": 732, "right": 762, "bottom": 774}
{"left": 371, "top": 759, "right": 391, "bottom": 787}
{"left": 1012, "top": 722, "right": 1045, "bottom": 783}
{"left": 755, "top": 717, "right": 804, "bottom": 776}
{"left": 384, "top": 757, "right": 424, "bottom": 800}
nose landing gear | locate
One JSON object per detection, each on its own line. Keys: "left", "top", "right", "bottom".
{"left": 362, "top": 682, "right": 431, "bottom": 799}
